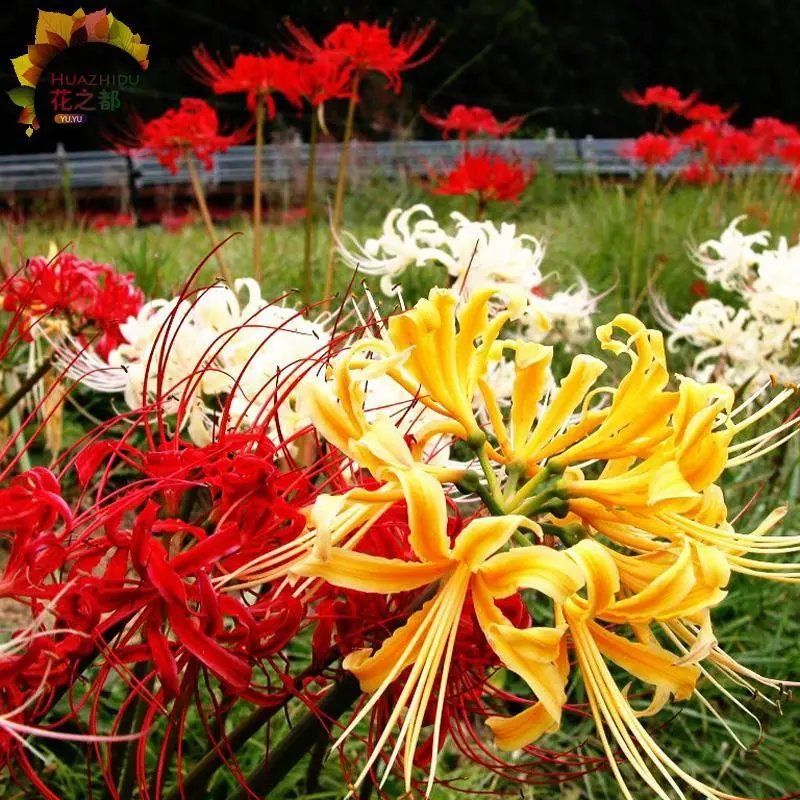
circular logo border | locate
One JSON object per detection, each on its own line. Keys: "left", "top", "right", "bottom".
{"left": 9, "top": 8, "right": 149, "bottom": 137}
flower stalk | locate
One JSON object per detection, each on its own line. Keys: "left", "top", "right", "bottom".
{"left": 253, "top": 94, "right": 266, "bottom": 282}
{"left": 185, "top": 154, "right": 232, "bottom": 283}
{"left": 323, "top": 73, "right": 361, "bottom": 308}
{"left": 302, "top": 111, "right": 319, "bottom": 305}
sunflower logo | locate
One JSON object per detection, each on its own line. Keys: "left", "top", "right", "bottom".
{"left": 9, "top": 8, "right": 150, "bottom": 136}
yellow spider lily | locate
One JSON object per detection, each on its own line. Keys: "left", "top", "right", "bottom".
{"left": 294, "top": 491, "right": 735, "bottom": 797}
{"left": 292, "top": 287, "right": 800, "bottom": 797}
{"left": 293, "top": 501, "right": 582, "bottom": 796}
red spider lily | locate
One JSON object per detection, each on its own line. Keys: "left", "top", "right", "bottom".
{"left": 192, "top": 48, "right": 303, "bottom": 114}
{"left": 124, "top": 98, "right": 247, "bottom": 174}
{"left": 713, "top": 129, "right": 761, "bottom": 166}
{"left": 681, "top": 101, "right": 733, "bottom": 124}
{"left": 679, "top": 160, "right": 720, "bottom": 185}
{"left": 421, "top": 104, "right": 524, "bottom": 140}
{"left": 0, "top": 272, "right": 366, "bottom": 796}
{"left": 678, "top": 122, "right": 723, "bottom": 153}
{"left": 622, "top": 132, "right": 681, "bottom": 166}
{"left": 622, "top": 85, "right": 698, "bottom": 114}
{"left": 295, "top": 55, "right": 354, "bottom": 106}
{"left": 750, "top": 117, "right": 800, "bottom": 156}
{"left": 0, "top": 467, "right": 71, "bottom": 546}
{"left": 286, "top": 20, "right": 435, "bottom": 93}
{"left": 0, "top": 423, "right": 332, "bottom": 793}
{"left": 2, "top": 252, "right": 143, "bottom": 358}
{"left": 429, "top": 151, "right": 533, "bottom": 207}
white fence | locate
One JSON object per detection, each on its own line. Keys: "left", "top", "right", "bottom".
{"left": 0, "top": 137, "right": 784, "bottom": 193}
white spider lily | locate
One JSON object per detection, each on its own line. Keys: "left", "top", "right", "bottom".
{"left": 337, "top": 205, "right": 595, "bottom": 350}
{"left": 336, "top": 204, "right": 452, "bottom": 295}
{"left": 691, "top": 215, "right": 770, "bottom": 290}
{"left": 666, "top": 299, "right": 766, "bottom": 384}
{"left": 526, "top": 278, "right": 598, "bottom": 347}
{"left": 65, "top": 279, "right": 454, "bottom": 449}
{"left": 446, "top": 212, "right": 544, "bottom": 297}
{"left": 337, "top": 205, "right": 545, "bottom": 298}
{"left": 660, "top": 219, "right": 800, "bottom": 389}
{"left": 67, "top": 280, "right": 331, "bottom": 445}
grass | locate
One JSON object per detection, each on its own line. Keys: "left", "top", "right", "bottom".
{"left": 4, "top": 171, "right": 800, "bottom": 798}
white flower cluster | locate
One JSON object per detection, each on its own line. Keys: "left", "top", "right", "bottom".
{"left": 659, "top": 216, "right": 800, "bottom": 387}
{"left": 67, "top": 280, "right": 329, "bottom": 444}
{"left": 65, "top": 279, "right": 449, "bottom": 450}
{"left": 336, "top": 204, "right": 597, "bottom": 348}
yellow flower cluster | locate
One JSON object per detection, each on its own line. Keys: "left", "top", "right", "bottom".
{"left": 290, "top": 287, "right": 799, "bottom": 798}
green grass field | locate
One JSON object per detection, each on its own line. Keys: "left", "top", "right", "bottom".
{"left": 4, "top": 173, "right": 800, "bottom": 799}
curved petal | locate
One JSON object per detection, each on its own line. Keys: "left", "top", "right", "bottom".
{"left": 487, "top": 702, "right": 560, "bottom": 751}
{"left": 472, "top": 576, "right": 568, "bottom": 724}
{"left": 477, "top": 546, "right": 584, "bottom": 603}
{"left": 344, "top": 595, "right": 439, "bottom": 693}
{"left": 451, "top": 515, "right": 531, "bottom": 568}
{"left": 589, "top": 620, "right": 699, "bottom": 702}
{"left": 292, "top": 548, "right": 450, "bottom": 594}
{"left": 393, "top": 467, "right": 452, "bottom": 563}
{"left": 521, "top": 355, "right": 607, "bottom": 462}
{"left": 566, "top": 539, "right": 620, "bottom": 616}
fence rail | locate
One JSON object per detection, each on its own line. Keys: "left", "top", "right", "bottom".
{"left": 0, "top": 137, "right": 785, "bottom": 193}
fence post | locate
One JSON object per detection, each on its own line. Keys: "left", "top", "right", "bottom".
{"left": 582, "top": 134, "right": 597, "bottom": 176}
{"left": 544, "top": 127, "right": 556, "bottom": 172}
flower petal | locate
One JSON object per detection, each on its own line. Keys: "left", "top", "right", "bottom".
{"left": 393, "top": 468, "right": 452, "bottom": 563}
{"left": 292, "top": 548, "right": 450, "bottom": 594}
{"left": 477, "top": 545, "right": 585, "bottom": 603}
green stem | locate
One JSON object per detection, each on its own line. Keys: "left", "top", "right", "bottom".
{"left": 323, "top": 73, "right": 361, "bottom": 309}
{"left": 253, "top": 95, "right": 266, "bottom": 283}
{"left": 506, "top": 462, "right": 562, "bottom": 510}
{"left": 302, "top": 111, "right": 319, "bottom": 306}
{"left": 225, "top": 673, "right": 362, "bottom": 800}
{"left": 629, "top": 169, "right": 652, "bottom": 308}
{"left": 471, "top": 479, "right": 506, "bottom": 517}
{"left": 476, "top": 445, "right": 502, "bottom": 505}
{"left": 0, "top": 354, "right": 54, "bottom": 424}
{"left": 304, "top": 729, "right": 329, "bottom": 794}
{"left": 511, "top": 490, "right": 568, "bottom": 518}
{"left": 117, "top": 674, "right": 154, "bottom": 800}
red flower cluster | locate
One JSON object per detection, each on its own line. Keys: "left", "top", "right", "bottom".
{"left": 295, "top": 56, "right": 353, "bottom": 106}
{"left": 193, "top": 49, "right": 303, "bottom": 114}
{"left": 0, "top": 420, "right": 331, "bottom": 789}
{"left": 2, "top": 252, "right": 143, "bottom": 358}
{"left": 623, "top": 132, "right": 679, "bottom": 166}
{"left": 625, "top": 85, "right": 800, "bottom": 185}
{"left": 682, "top": 102, "right": 733, "bottom": 124}
{"left": 430, "top": 151, "right": 533, "bottom": 207}
{"left": 422, "top": 104, "right": 524, "bottom": 139}
{"left": 129, "top": 98, "right": 246, "bottom": 174}
{"left": 287, "top": 20, "right": 435, "bottom": 93}
{"left": 86, "top": 211, "right": 136, "bottom": 232}
{"left": 622, "top": 85, "right": 698, "bottom": 114}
